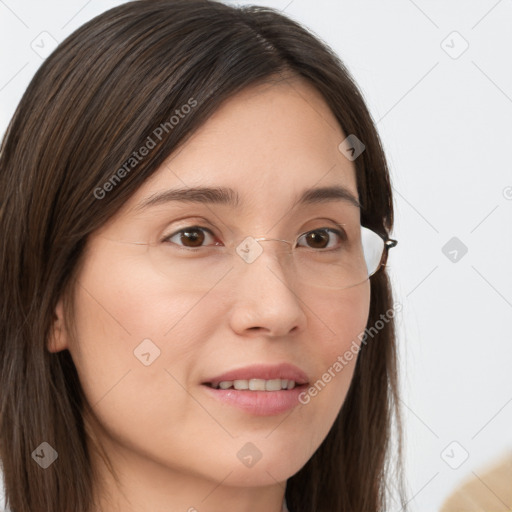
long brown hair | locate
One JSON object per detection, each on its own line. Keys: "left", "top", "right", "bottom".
{"left": 0, "top": 1, "right": 408, "bottom": 510}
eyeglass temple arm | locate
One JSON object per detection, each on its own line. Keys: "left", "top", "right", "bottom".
{"left": 255, "top": 236, "right": 398, "bottom": 249}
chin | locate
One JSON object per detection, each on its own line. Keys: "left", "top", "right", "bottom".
{"left": 217, "top": 451, "right": 308, "bottom": 487}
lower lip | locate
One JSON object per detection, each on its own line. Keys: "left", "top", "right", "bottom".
{"left": 201, "top": 384, "right": 308, "bottom": 416}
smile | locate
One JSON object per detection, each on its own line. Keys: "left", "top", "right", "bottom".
{"left": 206, "top": 378, "right": 297, "bottom": 391}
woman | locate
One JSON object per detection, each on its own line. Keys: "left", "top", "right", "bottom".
{"left": 0, "top": 1, "right": 407, "bottom": 511}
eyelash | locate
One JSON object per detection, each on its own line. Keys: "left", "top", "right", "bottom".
{"left": 161, "top": 225, "right": 347, "bottom": 251}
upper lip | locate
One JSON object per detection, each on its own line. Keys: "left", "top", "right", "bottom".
{"left": 202, "top": 363, "right": 309, "bottom": 386}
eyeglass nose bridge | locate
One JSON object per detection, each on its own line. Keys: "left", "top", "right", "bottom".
{"left": 235, "top": 236, "right": 295, "bottom": 265}
{"left": 253, "top": 236, "right": 293, "bottom": 245}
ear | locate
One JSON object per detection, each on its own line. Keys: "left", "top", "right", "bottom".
{"left": 47, "top": 299, "right": 69, "bottom": 353}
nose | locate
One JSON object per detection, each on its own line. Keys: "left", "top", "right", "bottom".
{"left": 227, "top": 237, "right": 307, "bottom": 338}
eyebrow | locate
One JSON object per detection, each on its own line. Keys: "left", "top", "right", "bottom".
{"left": 135, "top": 184, "right": 361, "bottom": 211}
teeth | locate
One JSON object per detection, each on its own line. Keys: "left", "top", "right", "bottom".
{"left": 212, "top": 378, "right": 298, "bottom": 391}
{"left": 234, "top": 380, "right": 248, "bottom": 390}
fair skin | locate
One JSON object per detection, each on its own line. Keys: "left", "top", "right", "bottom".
{"left": 49, "top": 75, "right": 371, "bottom": 512}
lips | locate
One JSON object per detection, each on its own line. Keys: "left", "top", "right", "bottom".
{"left": 201, "top": 363, "right": 310, "bottom": 416}
{"left": 202, "top": 363, "right": 309, "bottom": 389}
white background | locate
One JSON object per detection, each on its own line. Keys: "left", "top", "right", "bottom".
{"left": 1, "top": 1, "right": 511, "bottom": 511}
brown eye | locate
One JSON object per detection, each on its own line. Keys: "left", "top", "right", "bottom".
{"left": 305, "top": 230, "right": 329, "bottom": 249}
{"left": 180, "top": 228, "right": 205, "bottom": 247}
{"left": 297, "top": 228, "right": 345, "bottom": 250}
{"left": 163, "top": 226, "right": 217, "bottom": 249}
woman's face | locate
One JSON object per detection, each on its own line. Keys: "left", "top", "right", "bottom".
{"left": 50, "top": 76, "right": 371, "bottom": 507}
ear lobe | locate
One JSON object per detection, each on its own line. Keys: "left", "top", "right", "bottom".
{"left": 47, "top": 299, "right": 69, "bottom": 353}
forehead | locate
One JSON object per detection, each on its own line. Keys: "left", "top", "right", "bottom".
{"left": 125, "top": 76, "right": 359, "bottom": 218}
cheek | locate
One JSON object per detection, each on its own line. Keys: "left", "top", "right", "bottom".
{"left": 328, "top": 281, "right": 371, "bottom": 358}
{"left": 67, "top": 246, "right": 216, "bottom": 438}
{"left": 310, "top": 280, "right": 371, "bottom": 366}
{"left": 291, "top": 282, "right": 371, "bottom": 451}
{"left": 72, "top": 241, "right": 213, "bottom": 353}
